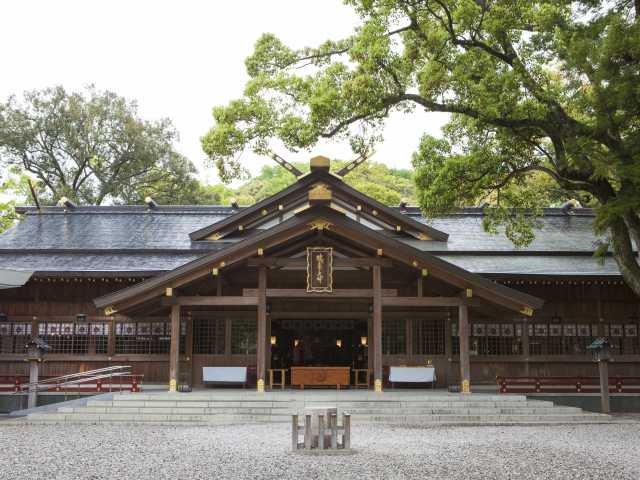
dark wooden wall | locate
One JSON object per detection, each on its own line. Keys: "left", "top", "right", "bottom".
{"left": 1, "top": 274, "right": 639, "bottom": 387}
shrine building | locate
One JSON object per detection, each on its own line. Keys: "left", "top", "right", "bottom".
{"left": 0, "top": 155, "right": 639, "bottom": 392}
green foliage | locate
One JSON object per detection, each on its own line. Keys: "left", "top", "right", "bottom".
{"left": 236, "top": 159, "right": 416, "bottom": 205}
{"left": 0, "top": 85, "right": 202, "bottom": 206}
{"left": 0, "top": 166, "right": 35, "bottom": 232}
{"left": 201, "top": 0, "right": 640, "bottom": 294}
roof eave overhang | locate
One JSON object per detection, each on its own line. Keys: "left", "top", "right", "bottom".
{"left": 95, "top": 206, "right": 542, "bottom": 314}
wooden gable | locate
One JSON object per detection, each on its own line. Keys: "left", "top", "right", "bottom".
{"left": 189, "top": 158, "right": 448, "bottom": 242}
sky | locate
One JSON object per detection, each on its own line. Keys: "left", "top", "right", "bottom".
{"left": 0, "top": 0, "right": 447, "bottom": 185}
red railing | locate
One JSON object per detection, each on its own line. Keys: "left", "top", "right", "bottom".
{"left": 496, "top": 376, "right": 640, "bottom": 394}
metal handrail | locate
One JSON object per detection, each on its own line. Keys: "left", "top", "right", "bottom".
{"left": 23, "top": 372, "right": 136, "bottom": 393}
{"left": 16, "top": 365, "right": 131, "bottom": 392}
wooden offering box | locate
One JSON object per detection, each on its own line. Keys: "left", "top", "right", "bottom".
{"left": 290, "top": 367, "right": 350, "bottom": 390}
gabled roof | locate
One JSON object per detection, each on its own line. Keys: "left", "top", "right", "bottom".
{"left": 94, "top": 205, "right": 543, "bottom": 315}
{"left": 188, "top": 169, "right": 449, "bottom": 242}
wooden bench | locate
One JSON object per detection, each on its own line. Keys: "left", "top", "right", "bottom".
{"left": 496, "top": 376, "right": 640, "bottom": 394}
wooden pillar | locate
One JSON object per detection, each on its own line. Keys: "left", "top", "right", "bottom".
{"left": 458, "top": 304, "right": 471, "bottom": 393}
{"left": 185, "top": 315, "right": 194, "bottom": 386}
{"left": 444, "top": 312, "right": 453, "bottom": 387}
{"left": 257, "top": 266, "right": 267, "bottom": 392}
{"left": 169, "top": 305, "right": 180, "bottom": 392}
{"left": 372, "top": 264, "right": 382, "bottom": 392}
{"left": 521, "top": 319, "right": 530, "bottom": 377}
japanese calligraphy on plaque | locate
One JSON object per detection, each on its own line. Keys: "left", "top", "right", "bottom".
{"left": 306, "top": 247, "right": 333, "bottom": 292}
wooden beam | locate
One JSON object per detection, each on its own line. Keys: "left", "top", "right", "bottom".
{"left": 458, "top": 303, "right": 471, "bottom": 394}
{"left": 257, "top": 266, "right": 267, "bottom": 392}
{"left": 247, "top": 257, "right": 393, "bottom": 268}
{"left": 382, "top": 296, "right": 462, "bottom": 307}
{"left": 168, "top": 305, "right": 180, "bottom": 392}
{"left": 242, "top": 288, "right": 397, "bottom": 298}
{"left": 372, "top": 264, "right": 382, "bottom": 392}
{"left": 162, "top": 296, "right": 258, "bottom": 306}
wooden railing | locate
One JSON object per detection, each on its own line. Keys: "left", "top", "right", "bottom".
{"left": 496, "top": 376, "right": 640, "bottom": 394}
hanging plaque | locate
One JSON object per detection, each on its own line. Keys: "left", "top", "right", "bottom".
{"left": 306, "top": 247, "right": 333, "bottom": 292}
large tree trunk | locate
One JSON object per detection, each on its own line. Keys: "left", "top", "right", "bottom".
{"left": 610, "top": 217, "right": 640, "bottom": 297}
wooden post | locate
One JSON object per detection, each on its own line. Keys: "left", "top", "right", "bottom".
{"left": 304, "top": 414, "right": 312, "bottom": 449}
{"left": 291, "top": 414, "right": 299, "bottom": 450}
{"left": 598, "top": 359, "right": 611, "bottom": 414}
{"left": 458, "top": 304, "right": 471, "bottom": 393}
{"left": 318, "top": 414, "right": 325, "bottom": 449}
{"left": 169, "top": 305, "right": 180, "bottom": 392}
{"left": 372, "top": 264, "right": 382, "bottom": 392}
{"left": 330, "top": 413, "right": 338, "bottom": 449}
{"left": 257, "top": 266, "right": 267, "bottom": 392}
{"left": 343, "top": 413, "right": 351, "bottom": 449}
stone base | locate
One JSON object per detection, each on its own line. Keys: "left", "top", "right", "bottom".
{"left": 290, "top": 448, "right": 357, "bottom": 456}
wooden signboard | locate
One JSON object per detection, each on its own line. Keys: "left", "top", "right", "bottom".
{"left": 306, "top": 247, "right": 333, "bottom": 292}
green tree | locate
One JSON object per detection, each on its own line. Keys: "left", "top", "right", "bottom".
{"left": 237, "top": 159, "right": 416, "bottom": 205}
{"left": 0, "top": 167, "right": 42, "bottom": 232}
{"left": 0, "top": 85, "right": 201, "bottom": 205}
{"left": 202, "top": 1, "right": 640, "bottom": 295}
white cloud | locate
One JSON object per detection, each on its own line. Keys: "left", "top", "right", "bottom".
{"left": 0, "top": 0, "right": 446, "bottom": 186}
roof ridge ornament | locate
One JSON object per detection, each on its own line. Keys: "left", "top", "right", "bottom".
{"left": 336, "top": 149, "right": 375, "bottom": 177}
{"left": 267, "top": 151, "right": 303, "bottom": 177}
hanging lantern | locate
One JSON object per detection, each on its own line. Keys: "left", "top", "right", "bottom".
{"left": 270, "top": 335, "right": 277, "bottom": 345}
{"left": 360, "top": 336, "right": 368, "bottom": 346}
{"left": 336, "top": 339, "right": 342, "bottom": 348}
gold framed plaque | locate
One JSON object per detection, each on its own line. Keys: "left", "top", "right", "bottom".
{"left": 306, "top": 247, "right": 333, "bottom": 292}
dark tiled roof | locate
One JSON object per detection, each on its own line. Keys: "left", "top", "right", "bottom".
{"left": 440, "top": 255, "right": 619, "bottom": 276}
{"left": 0, "top": 205, "right": 615, "bottom": 276}
{"left": 0, "top": 253, "right": 205, "bottom": 273}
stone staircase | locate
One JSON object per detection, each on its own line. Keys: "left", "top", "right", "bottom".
{"left": 5, "top": 391, "right": 625, "bottom": 426}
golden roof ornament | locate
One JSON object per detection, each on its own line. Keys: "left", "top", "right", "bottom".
{"left": 308, "top": 183, "right": 332, "bottom": 202}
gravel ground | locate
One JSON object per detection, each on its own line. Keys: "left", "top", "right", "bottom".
{"left": 0, "top": 423, "right": 638, "bottom": 480}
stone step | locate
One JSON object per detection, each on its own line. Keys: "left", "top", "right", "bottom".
{"left": 106, "top": 394, "right": 528, "bottom": 403}
{"left": 61, "top": 405, "right": 583, "bottom": 416}
{"left": 18, "top": 412, "right": 619, "bottom": 426}
{"left": 88, "top": 399, "right": 554, "bottom": 409}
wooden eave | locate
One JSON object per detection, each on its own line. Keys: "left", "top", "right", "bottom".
{"left": 95, "top": 206, "right": 542, "bottom": 315}
{"left": 188, "top": 170, "right": 448, "bottom": 242}
{"left": 188, "top": 173, "right": 322, "bottom": 241}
